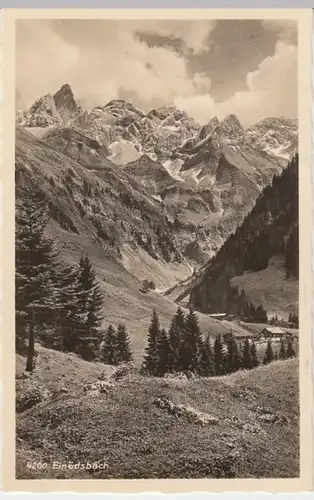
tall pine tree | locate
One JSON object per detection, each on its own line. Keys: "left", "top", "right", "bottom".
{"left": 141, "top": 309, "right": 161, "bottom": 376}
{"left": 279, "top": 338, "right": 287, "bottom": 360}
{"left": 214, "top": 334, "right": 225, "bottom": 376}
{"left": 199, "top": 334, "right": 214, "bottom": 377}
{"left": 167, "top": 317, "right": 181, "bottom": 372}
{"left": 250, "top": 341, "right": 260, "bottom": 368}
{"left": 115, "top": 323, "right": 133, "bottom": 363}
{"left": 101, "top": 325, "right": 117, "bottom": 365}
{"left": 242, "top": 338, "right": 252, "bottom": 369}
{"left": 263, "top": 339, "right": 274, "bottom": 365}
{"left": 182, "top": 309, "right": 204, "bottom": 373}
{"left": 16, "top": 180, "right": 60, "bottom": 371}
{"left": 52, "top": 263, "right": 85, "bottom": 353}
{"left": 226, "top": 333, "right": 241, "bottom": 373}
{"left": 156, "top": 328, "right": 170, "bottom": 376}
{"left": 76, "top": 254, "right": 104, "bottom": 360}
{"left": 286, "top": 338, "right": 296, "bottom": 358}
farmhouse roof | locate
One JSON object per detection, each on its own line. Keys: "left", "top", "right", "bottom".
{"left": 262, "top": 326, "right": 285, "bottom": 334}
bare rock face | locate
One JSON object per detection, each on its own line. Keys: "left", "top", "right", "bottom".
{"left": 20, "top": 94, "right": 63, "bottom": 128}
{"left": 53, "top": 84, "right": 79, "bottom": 113}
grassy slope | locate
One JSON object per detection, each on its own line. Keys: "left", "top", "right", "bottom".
{"left": 231, "top": 255, "right": 298, "bottom": 318}
{"left": 16, "top": 347, "right": 299, "bottom": 479}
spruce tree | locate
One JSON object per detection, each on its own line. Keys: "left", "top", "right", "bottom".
{"left": 16, "top": 181, "right": 60, "bottom": 371}
{"left": 101, "top": 325, "right": 117, "bottom": 365}
{"left": 156, "top": 328, "right": 170, "bottom": 376}
{"left": 183, "top": 309, "right": 204, "bottom": 373}
{"left": 279, "top": 339, "right": 287, "bottom": 360}
{"left": 175, "top": 307, "right": 188, "bottom": 372}
{"left": 263, "top": 339, "right": 274, "bottom": 365}
{"left": 250, "top": 341, "right": 260, "bottom": 368}
{"left": 52, "top": 263, "right": 85, "bottom": 353}
{"left": 76, "top": 254, "right": 104, "bottom": 360}
{"left": 226, "top": 333, "right": 241, "bottom": 373}
{"left": 242, "top": 338, "right": 252, "bottom": 369}
{"left": 199, "top": 334, "right": 214, "bottom": 377}
{"left": 286, "top": 338, "right": 296, "bottom": 358}
{"left": 115, "top": 323, "right": 133, "bottom": 363}
{"left": 214, "top": 334, "right": 225, "bottom": 376}
{"left": 167, "top": 317, "right": 181, "bottom": 372}
{"left": 141, "top": 309, "right": 161, "bottom": 376}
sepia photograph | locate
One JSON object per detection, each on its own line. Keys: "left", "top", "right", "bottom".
{"left": 1, "top": 7, "right": 313, "bottom": 492}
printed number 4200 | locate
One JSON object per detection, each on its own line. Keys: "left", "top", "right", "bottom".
{"left": 26, "top": 462, "right": 48, "bottom": 469}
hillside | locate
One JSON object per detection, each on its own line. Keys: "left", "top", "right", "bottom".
{"left": 16, "top": 346, "right": 299, "bottom": 479}
{"left": 189, "top": 155, "right": 298, "bottom": 318}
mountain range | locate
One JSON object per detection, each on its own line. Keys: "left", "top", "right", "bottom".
{"left": 16, "top": 84, "right": 298, "bottom": 356}
{"left": 17, "top": 84, "right": 298, "bottom": 265}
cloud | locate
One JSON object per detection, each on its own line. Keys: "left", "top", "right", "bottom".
{"left": 175, "top": 40, "right": 297, "bottom": 126}
{"left": 134, "top": 20, "right": 216, "bottom": 55}
{"left": 16, "top": 20, "right": 297, "bottom": 126}
{"left": 261, "top": 19, "right": 297, "bottom": 45}
{"left": 16, "top": 20, "right": 212, "bottom": 110}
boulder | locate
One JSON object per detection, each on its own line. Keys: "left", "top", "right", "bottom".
{"left": 153, "top": 397, "right": 219, "bottom": 426}
{"left": 83, "top": 380, "right": 114, "bottom": 395}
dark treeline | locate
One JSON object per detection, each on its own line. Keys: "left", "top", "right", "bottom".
{"left": 16, "top": 179, "right": 134, "bottom": 371}
{"left": 141, "top": 308, "right": 296, "bottom": 378}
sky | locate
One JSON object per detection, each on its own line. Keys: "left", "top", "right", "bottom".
{"left": 16, "top": 19, "right": 297, "bottom": 127}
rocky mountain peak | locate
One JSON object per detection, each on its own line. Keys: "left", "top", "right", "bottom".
{"left": 53, "top": 84, "right": 78, "bottom": 113}
{"left": 104, "top": 99, "right": 145, "bottom": 117}
{"left": 219, "top": 114, "right": 244, "bottom": 137}
{"left": 20, "top": 93, "right": 63, "bottom": 128}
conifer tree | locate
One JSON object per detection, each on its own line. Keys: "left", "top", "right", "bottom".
{"left": 76, "top": 254, "right": 104, "bottom": 360}
{"left": 183, "top": 309, "right": 204, "bottom": 373}
{"left": 250, "top": 341, "right": 260, "bottom": 368}
{"left": 199, "top": 334, "right": 214, "bottom": 377}
{"left": 174, "top": 307, "right": 186, "bottom": 331}
{"left": 52, "top": 263, "right": 85, "bottom": 353}
{"left": 167, "top": 317, "right": 181, "bottom": 372}
{"left": 115, "top": 323, "right": 133, "bottom": 363}
{"left": 256, "top": 304, "right": 268, "bottom": 324}
{"left": 175, "top": 307, "right": 188, "bottom": 372}
{"left": 242, "top": 338, "right": 252, "bottom": 369}
{"left": 279, "top": 338, "right": 287, "bottom": 360}
{"left": 263, "top": 339, "right": 274, "bottom": 365}
{"left": 16, "top": 181, "right": 60, "bottom": 371}
{"left": 101, "top": 325, "right": 117, "bottom": 365}
{"left": 141, "top": 309, "right": 161, "bottom": 376}
{"left": 156, "top": 328, "right": 170, "bottom": 376}
{"left": 226, "top": 333, "right": 241, "bottom": 373}
{"left": 214, "top": 334, "right": 225, "bottom": 376}
{"left": 286, "top": 338, "right": 296, "bottom": 358}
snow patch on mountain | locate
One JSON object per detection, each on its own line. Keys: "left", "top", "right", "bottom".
{"left": 163, "top": 158, "right": 185, "bottom": 182}
{"left": 108, "top": 138, "right": 142, "bottom": 165}
{"left": 191, "top": 167, "right": 203, "bottom": 187}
